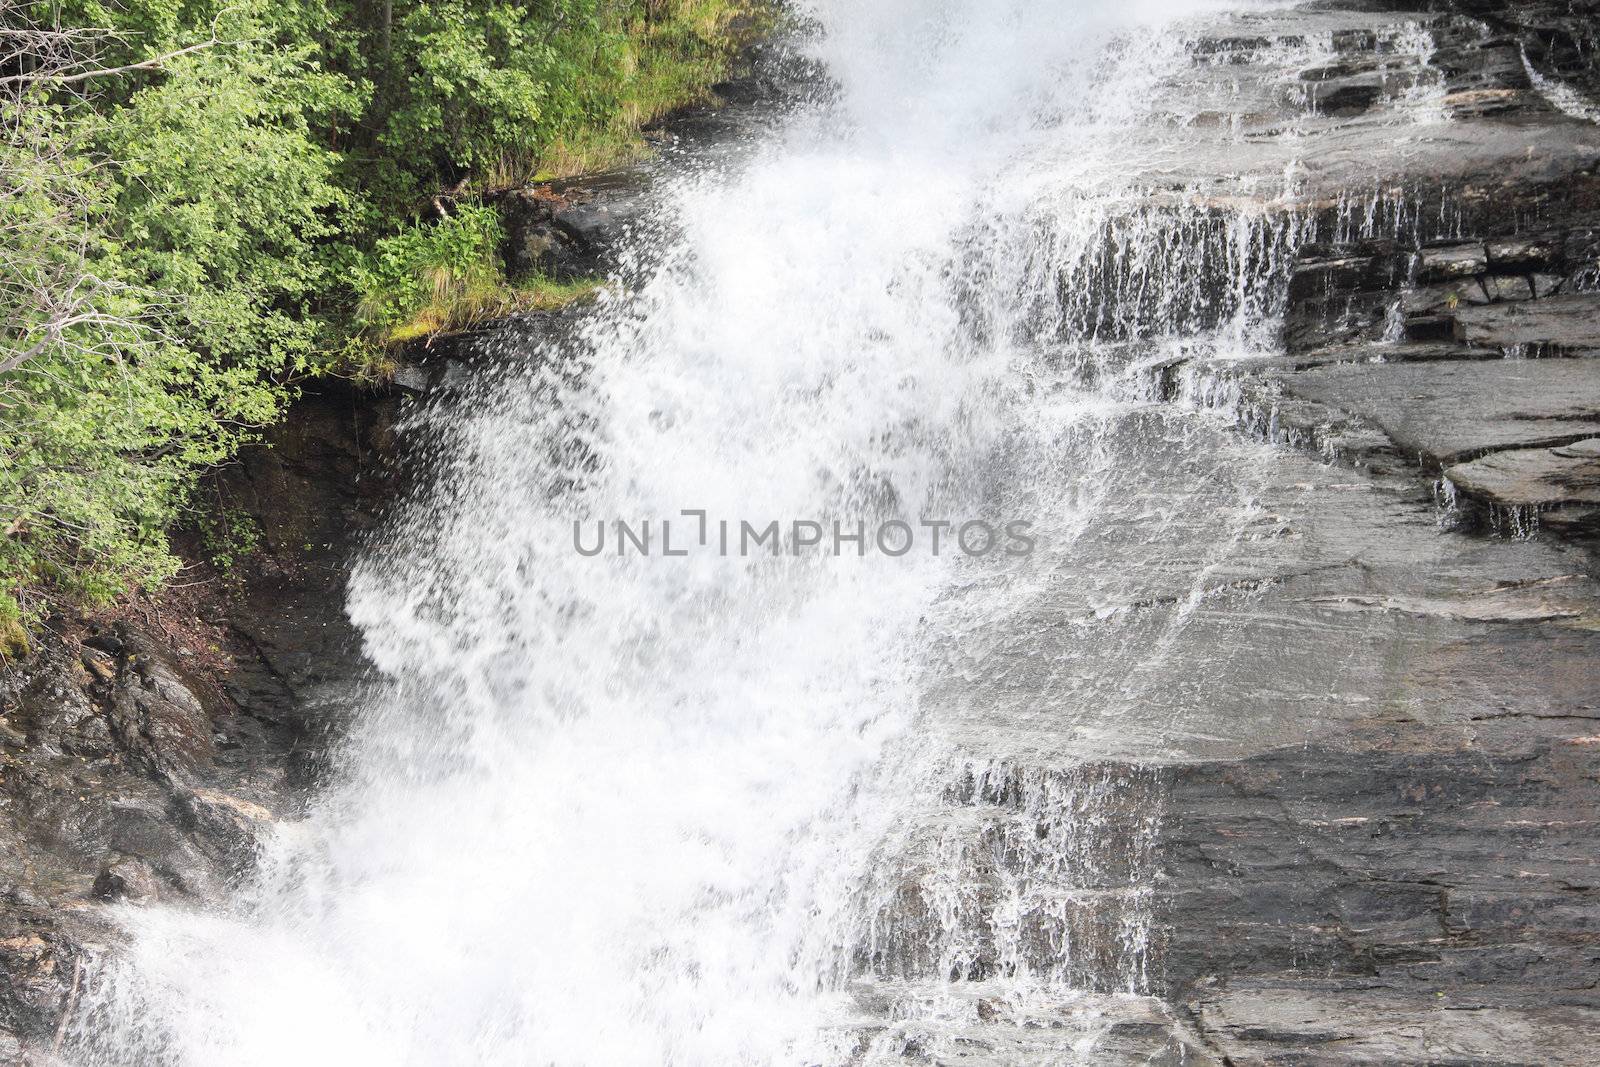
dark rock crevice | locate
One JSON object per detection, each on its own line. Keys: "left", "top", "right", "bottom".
{"left": 0, "top": 376, "right": 406, "bottom": 1057}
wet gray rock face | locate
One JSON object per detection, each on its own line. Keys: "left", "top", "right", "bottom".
{"left": 1279, "top": 359, "right": 1600, "bottom": 467}
{"left": 1164, "top": 641, "right": 1600, "bottom": 1063}
{"left": 1444, "top": 440, "right": 1600, "bottom": 535}
{"left": 0, "top": 633, "right": 247, "bottom": 1044}
{"left": 1141, "top": 3, "right": 1600, "bottom": 1064}
{"left": 0, "top": 383, "right": 396, "bottom": 1055}
{"left": 2, "top": 5, "right": 1597, "bottom": 1065}
{"left": 1272, "top": 206, "right": 1600, "bottom": 540}
{"left": 500, "top": 175, "right": 654, "bottom": 281}
{"left": 1203, "top": 0, "right": 1600, "bottom": 546}
{"left": 822, "top": 2, "right": 1600, "bottom": 1062}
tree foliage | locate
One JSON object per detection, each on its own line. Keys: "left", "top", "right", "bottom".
{"left": 0, "top": 0, "right": 751, "bottom": 626}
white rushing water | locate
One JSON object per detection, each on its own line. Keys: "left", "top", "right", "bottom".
{"left": 70, "top": 1, "right": 1466, "bottom": 1063}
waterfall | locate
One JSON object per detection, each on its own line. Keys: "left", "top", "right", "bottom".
{"left": 67, "top": 2, "right": 1454, "bottom": 1063}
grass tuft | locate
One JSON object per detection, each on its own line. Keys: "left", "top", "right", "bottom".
{"left": 529, "top": 0, "right": 761, "bottom": 180}
{"left": 0, "top": 592, "right": 29, "bottom": 661}
{"left": 349, "top": 271, "right": 607, "bottom": 382}
{"left": 382, "top": 273, "right": 607, "bottom": 346}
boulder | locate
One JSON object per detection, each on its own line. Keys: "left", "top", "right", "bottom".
{"left": 499, "top": 171, "right": 653, "bottom": 281}
{"left": 92, "top": 857, "right": 161, "bottom": 904}
{"left": 499, "top": 189, "right": 587, "bottom": 280}
{"left": 106, "top": 626, "right": 215, "bottom": 785}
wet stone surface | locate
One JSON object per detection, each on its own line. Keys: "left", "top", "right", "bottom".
{"left": 843, "top": 1, "right": 1600, "bottom": 1063}
{"left": 4, "top": 3, "right": 1600, "bottom": 1064}
{"left": 0, "top": 382, "right": 397, "bottom": 1056}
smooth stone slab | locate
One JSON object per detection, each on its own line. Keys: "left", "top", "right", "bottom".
{"left": 1487, "top": 234, "right": 1562, "bottom": 271}
{"left": 1192, "top": 986, "right": 1600, "bottom": 1067}
{"left": 1420, "top": 242, "right": 1488, "bottom": 281}
{"left": 1277, "top": 359, "right": 1600, "bottom": 466}
{"left": 1444, "top": 438, "right": 1600, "bottom": 507}
{"left": 1452, "top": 291, "right": 1600, "bottom": 352}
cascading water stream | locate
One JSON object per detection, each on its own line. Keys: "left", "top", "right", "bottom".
{"left": 66, "top": 2, "right": 1470, "bottom": 1063}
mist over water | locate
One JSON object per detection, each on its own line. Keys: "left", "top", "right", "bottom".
{"left": 67, "top": 0, "right": 1378, "bottom": 1062}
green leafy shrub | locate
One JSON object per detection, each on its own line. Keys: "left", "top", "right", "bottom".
{"left": 196, "top": 506, "right": 264, "bottom": 577}
{"left": 0, "top": 0, "right": 756, "bottom": 621}
{"left": 377, "top": 0, "right": 751, "bottom": 186}
{"left": 94, "top": 27, "right": 365, "bottom": 374}
{"left": 1, "top": 102, "right": 196, "bottom": 606}
{"left": 350, "top": 204, "right": 508, "bottom": 350}
{"left": 2, "top": 10, "right": 364, "bottom": 610}
{"left": 346, "top": 205, "right": 603, "bottom": 375}
{"left": 378, "top": 1, "right": 557, "bottom": 180}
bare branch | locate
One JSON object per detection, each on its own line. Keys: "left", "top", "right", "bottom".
{"left": 0, "top": 37, "right": 225, "bottom": 88}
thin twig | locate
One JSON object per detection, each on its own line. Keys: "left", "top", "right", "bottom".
{"left": 0, "top": 38, "right": 223, "bottom": 87}
{"left": 51, "top": 954, "right": 84, "bottom": 1053}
